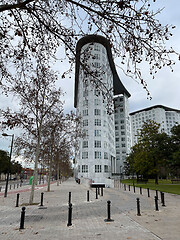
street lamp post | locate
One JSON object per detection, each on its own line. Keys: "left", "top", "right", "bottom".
{"left": 2, "top": 133, "right": 14, "bottom": 197}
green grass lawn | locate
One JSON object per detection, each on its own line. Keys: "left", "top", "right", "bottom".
{"left": 121, "top": 179, "right": 180, "bottom": 195}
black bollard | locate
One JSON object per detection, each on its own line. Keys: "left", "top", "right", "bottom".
{"left": 19, "top": 207, "right": 26, "bottom": 230}
{"left": 124, "top": 184, "right": 126, "bottom": 191}
{"left": 14, "top": 184, "right": 15, "bottom": 189}
{"left": 140, "top": 187, "right": 142, "bottom": 195}
{"left": 96, "top": 188, "right": 98, "bottom": 199}
{"left": 156, "top": 190, "right": 158, "bottom": 200}
{"left": 40, "top": 192, "right": 44, "bottom": 207}
{"left": 147, "top": 188, "right": 150, "bottom": 197}
{"left": 16, "top": 193, "right": 20, "bottom": 207}
{"left": 136, "top": 198, "right": 141, "bottom": 216}
{"left": 10, "top": 185, "right": 11, "bottom": 190}
{"left": 101, "top": 187, "right": 103, "bottom": 196}
{"left": 0, "top": 186, "right": 1, "bottom": 192}
{"left": 161, "top": 192, "right": 166, "bottom": 207}
{"left": 104, "top": 200, "right": 114, "bottom": 222}
{"left": 67, "top": 203, "right": 72, "bottom": 226}
{"left": 87, "top": 190, "right": 89, "bottom": 202}
{"left": 98, "top": 187, "right": 100, "bottom": 195}
{"left": 129, "top": 185, "right": 130, "bottom": 191}
{"left": 17, "top": 183, "right": 19, "bottom": 188}
{"left": 133, "top": 185, "right": 136, "bottom": 193}
{"left": 68, "top": 192, "right": 71, "bottom": 204}
{"left": 154, "top": 196, "right": 159, "bottom": 211}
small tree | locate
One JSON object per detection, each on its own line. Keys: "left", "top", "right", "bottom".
{"left": 0, "top": 150, "right": 9, "bottom": 178}
{"left": 126, "top": 120, "right": 169, "bottom": 184}
{"left": 0, "top": 62, "right": 64, "bottom": 204}
{"left": 168, "top": 125, "right": 180, "bottom": 177}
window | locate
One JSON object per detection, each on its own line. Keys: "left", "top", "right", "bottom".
{"left": 95, "top": 151, "right": 101, "bottom": 159}
{"left": 83, "top": 130, "right": 88, "bottom": 137}
{"left": 83, "top": 100, "right": 88, "bottom": 106}
{"left": 122, "top": 143, "right": 126, "bottom": 147}
{"left": 94, "top": 53, "right": 100, "bottom": 60}
{"left": 82, "top": 152, "right": 88, "bottom": 159}
{"left": 94, "top": 109, "right": 101, "bottom": 115}
{"left": 83, "top": 81, "right": 88, "bottom": 88}
{"left": 94, "top": 44, "right": 100, "bottom": 51}
{"left": 95, "top": 165, "right": 101, "bottom": 173}
{"left": 104, "top": 141, "right": 108, "bottom": 149}
{"left": 83, "top": 90, "right": 88, "bottom": 97}
{"left": 115, "top": 138, "right": 119, "bottom": 142}
{"left": 95, "top": 119, "right": 101, "bottom": 126}
{"left": 94, "top": 62, "right": 100, "bottom": 68}
{"left": 94, "top": 99, "right": 100, "bottom": 105}
{"left": 95, "top": 140, "right": 101, "bottom": 148}
{"left": 104, "top": 165, "right": 109, "bottom": 173}
{"left": 95, "top": 130, "right": 101, "bottom": 137}
{"left": 82, "top": 165, "right": 88, "bottom": 173}
{"left": 104, "top": 152, "right": 108, "bottom": 159}
{"left": 82, "top": 141, "right": 88, "bottom": 148}
{"left": 83, "top": 109, "right": 88, "bottom": 116}
{"left": 78, "top": 165, "right": 80, "bottom": 172}
{"left": 83, "top": 119, "right": 88, "bottom": 126}
{"left": 94, "top": 89, "right": 101, "bottom": 96}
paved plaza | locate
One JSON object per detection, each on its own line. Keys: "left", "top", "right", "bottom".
{"left": 0, "top": 178, "right": 180, "bottom": 240}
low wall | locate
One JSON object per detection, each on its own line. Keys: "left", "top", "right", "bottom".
{"left": 79, "top": 177, "right": 114, "bottom": 188}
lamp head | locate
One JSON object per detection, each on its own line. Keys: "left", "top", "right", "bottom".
{"left": 2, "top": 133, "right": 9, "bottom": 137}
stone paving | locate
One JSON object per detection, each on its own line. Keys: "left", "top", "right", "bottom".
{"left": 0, "top": 178, "right": 180, "bottom": 240}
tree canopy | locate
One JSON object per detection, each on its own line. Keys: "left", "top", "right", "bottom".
{"left": 125, "top": 120, "right": 170, "bottom": 183}
{"left": 0, "top": 149, "right": 22, "bottom": 176}
{"left": 0, "top": 0, "right": 179, "bottom": 101}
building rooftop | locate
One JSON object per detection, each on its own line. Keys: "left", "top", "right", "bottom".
{"left": 74, "top": 35, "right": 131, "bottom": 108}
{"left": 130, "top": 105, "right": 180, "bottom": 115}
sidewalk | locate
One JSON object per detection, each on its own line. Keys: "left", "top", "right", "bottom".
{"left": 0, "top": 178, "right": 179, "bottom": 240}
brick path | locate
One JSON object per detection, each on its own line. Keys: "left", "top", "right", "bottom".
{"left": 0, "top": 178, "right": 179, "bottom": 240}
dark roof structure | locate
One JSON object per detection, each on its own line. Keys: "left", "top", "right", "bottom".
{"left": 74, "top": 35, "right": 131, "bottom": 108}
{"left": 130, "top": 105, "right": 180, "bottom": 115}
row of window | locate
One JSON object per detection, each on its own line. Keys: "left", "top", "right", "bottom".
{"left": 81, "top": 151, "right": 109, "bottom": 159}
{"left": 83, "top": 119, "right": 116, "bottom": 127}
{"left": 83, "top": 119, "right": 101, "bottom": 126}
{"left": 79, "top": 164, "right": 109, "bottom": 173}
{"left": 82, "top": 139, "right": 126, "bottom": 149}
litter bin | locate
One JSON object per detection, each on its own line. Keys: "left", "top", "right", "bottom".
{"left": 29, "top": 176, "right": 33, "bottom": 185}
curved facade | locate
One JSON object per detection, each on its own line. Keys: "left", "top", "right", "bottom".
{"left": 74, "top": 35, "right": 130, "bottom": 183}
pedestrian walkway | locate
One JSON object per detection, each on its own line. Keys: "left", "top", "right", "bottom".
{"left": 0, "top": 178, "right": 179, "bottom": 240}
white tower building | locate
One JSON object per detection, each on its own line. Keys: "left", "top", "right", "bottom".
{"left": 130, "top": 105, "right": 180, "bottom": 146}
{"left": 114, "top": 95, "right": 131, "bottom": 175}
{"left": 74, "top": 35, "right": 130, "bottom": 183}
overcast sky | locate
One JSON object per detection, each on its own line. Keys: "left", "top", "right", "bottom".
{"left": 1, "top": 0, "right": 180, "bottom": 161}
{"left": 56, "top": 0, "right": 180, "bottom": 114}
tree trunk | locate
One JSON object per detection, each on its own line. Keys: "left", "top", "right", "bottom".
{"left": 155, "top": 174, "right": 159, "bottom": 185}
{"left": 29, "top": 131, "right": 41, "bottom": 204}
{"left": 47, "top": 152, "right": 53, "bottom": 192}
{"left": 57, "top": 163, "right": 60, "bottom": 186}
